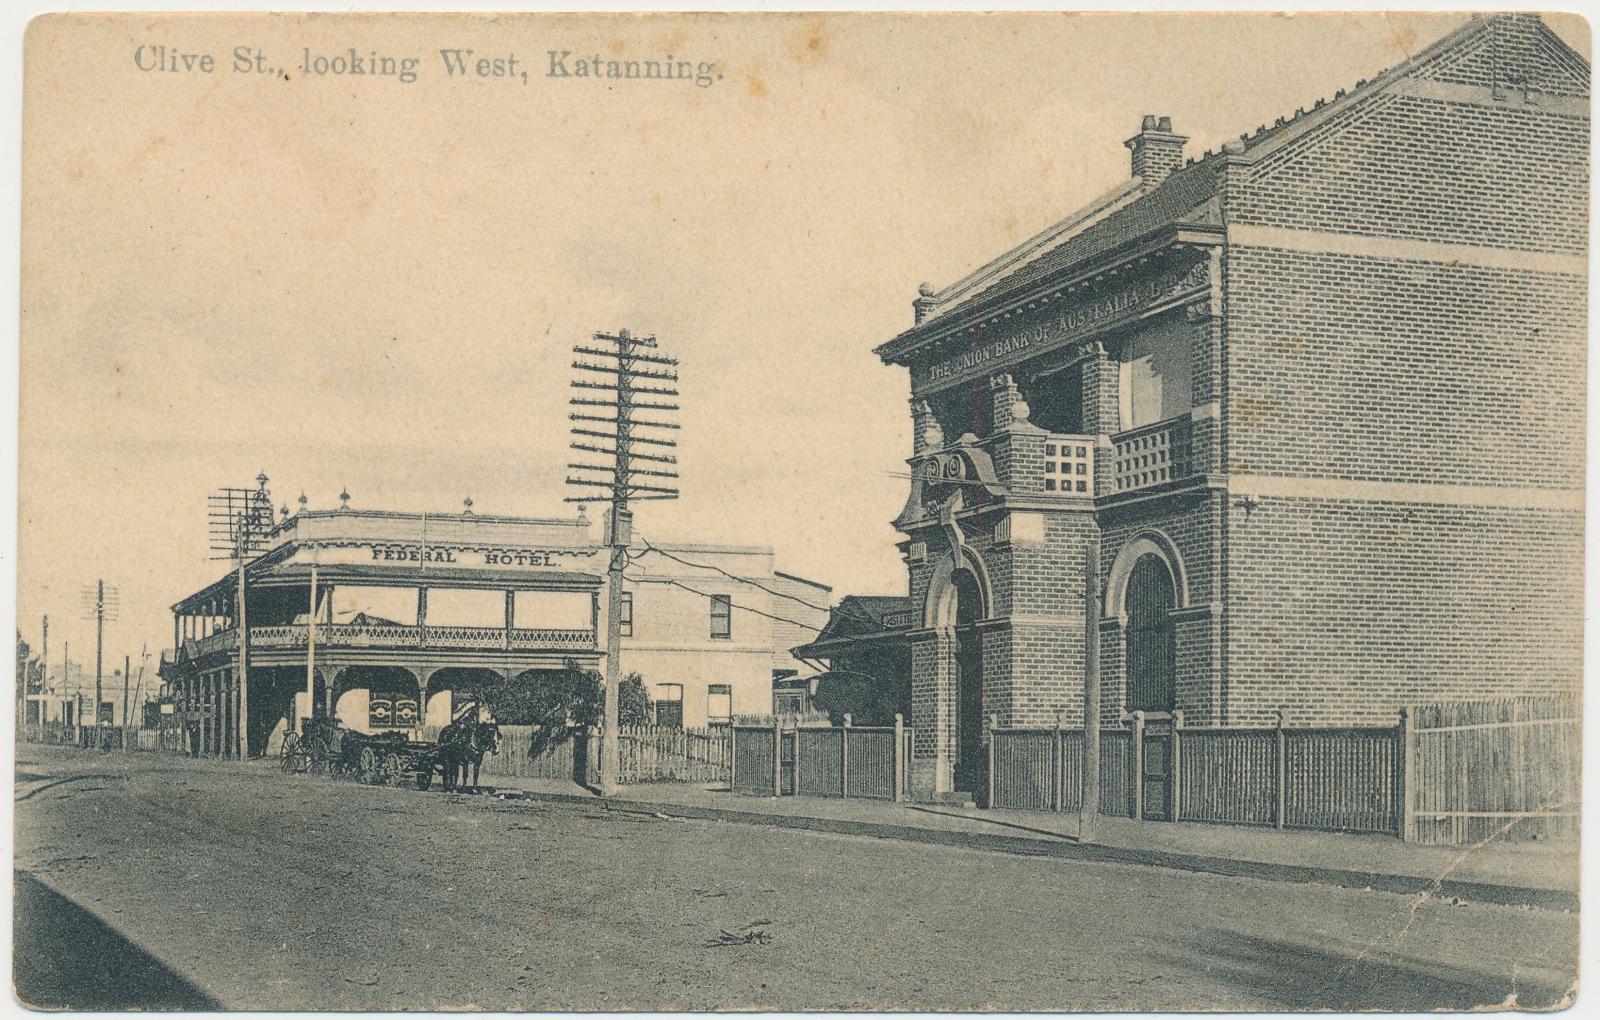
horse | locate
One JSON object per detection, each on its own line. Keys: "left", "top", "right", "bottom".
{"left": 436, "top": 716, "right": 500, "bottom": 792}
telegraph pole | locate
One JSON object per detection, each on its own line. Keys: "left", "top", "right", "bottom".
{"left": 566, "top": 328, "right": 680, "bottom": 797}
{"left": 36, "top": 620, "right": 47, "bottom": 732}
{"left": 208, "top": 475, "right": 272, "bottom": 757}
{"left": 80, "top": 581, "right": 118, "bottom": 748}
{"left": 121, "top": 654, "right": 131, "bottom": 751}
{"left": 1080, "top": 540, "right": 1102, "bottom": 842}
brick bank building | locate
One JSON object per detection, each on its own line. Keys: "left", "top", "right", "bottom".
{"left": 873, "top": 14, "right": 1586, "bottom": 801}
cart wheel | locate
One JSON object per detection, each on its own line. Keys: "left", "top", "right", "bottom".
{"left": 383, "top": 753, "right": 402, "bottom": 787}
{"left": 308, "top": 738, "right": 329, "bottom": 776}
{"left": 415, "top": 770, "right": 432, "bottom": 791}
{"left": 359, "top": 747, "right": 379, "bottom": 784}
{"left": 280, "top": 734, "right": 301, "bottom": 772}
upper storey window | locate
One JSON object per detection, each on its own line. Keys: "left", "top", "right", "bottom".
{"left": 1119, "top": 321, "right": 1193, "bottom": 430}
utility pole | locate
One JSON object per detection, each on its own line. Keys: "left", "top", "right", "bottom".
{"left": 121, "top": 654, "right": 131, "bottom": 751}
{"left": 208, "top": 476, "right": 271, "bottom": 758}
{"left": 127, "top": 646, "right": 149, "bottom": 747}
{"left": 566, "top": 327, "right": 681, "bottom": 797}
{"left": 1080, "top": 540, "right": 1102, "bottom": 842}
{"left": 81, "top": 581, "right": 118, "bottom": 749}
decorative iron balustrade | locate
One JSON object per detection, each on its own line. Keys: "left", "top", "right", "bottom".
{"left": 427, "top": 625, "right": 504, "bottom": 649}
{"left": 194, "top": 629, "right": 239, "bottom": 657}
{"left": 246, "top": 623, "right": 596, "bottom": 652}
{"left": 1112, "top": 417, "right": 1194, "bottom": 493}
{"left": 509, "top": 627, "right": 597, "bottom": 650}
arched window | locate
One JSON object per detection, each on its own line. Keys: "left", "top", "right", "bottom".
{"left": 1124, "top": 554, "right": 1176, "bottom": 713}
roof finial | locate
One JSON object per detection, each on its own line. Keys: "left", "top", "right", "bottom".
{"left": 463, "top": 496, "right": 474, "bottom": 516}
{"left": 339, "top": 487, "right": 351, "bottom": 510}
{"left": 297, "top": 492, "right": 308, "bottom": 513}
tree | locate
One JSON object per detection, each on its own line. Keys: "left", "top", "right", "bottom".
{"left": 16, "top": 631, "right": 32, "bottom": 706}
{"left": 484, "top": 658, "right": 652, "bottom": 759}
{"left": 811, "top": 670, "right": 903, "bottom": 727}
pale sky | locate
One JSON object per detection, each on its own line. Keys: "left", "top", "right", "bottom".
{"left": 18, "top": 11, "right": 1590, "bottom": 675}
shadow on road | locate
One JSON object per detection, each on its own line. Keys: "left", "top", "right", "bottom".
{"left": 1156, "top": 927, "right": 1573, "bottom": 1011}
{"left": 13, "top": 871, "right": 221, "bottom": 1011}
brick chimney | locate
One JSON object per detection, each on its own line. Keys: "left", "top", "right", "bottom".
{"left": 1125, "top": 115, "right": 1187, "bottom": 185}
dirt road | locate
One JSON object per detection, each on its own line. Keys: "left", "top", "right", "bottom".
{"left": 13, "top": 746, "right": 1577, "bottom": 1011}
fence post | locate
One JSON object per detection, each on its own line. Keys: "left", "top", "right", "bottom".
{"left": 771, "top": 717, "right": 782, "bottom": 798}
{"left": 1171, "top": 709, "right": 1184, "bottom": 823}
{"left": 1053, "top": 711, "right": 1068, "bottom": 812}
{"left": 841, "top": 713, "right": 852, "bottom": 799}
{"left": 1131, "top": 711, "right": 1146, "bottom": 821}
{"left": 729, "top": 726, "right": 738, "bottom": 792}
{"left": 1397, "top": 707, "right": 1415, "bottom": 842}
{"left": 1275, "top": 708, "right": 1288, "bottom": 830}
{"left": 893, "top": 713, "right": 905, "bottom": 803}
{"left": 985, "top": 713, "right": 997, "bottom": 809}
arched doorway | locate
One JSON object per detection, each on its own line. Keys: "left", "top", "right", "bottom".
{"left": 951, "top": 569, "right": 985, "bottom": 796}
{"left": 426, "top": 667, "right": 508, "bottom": 728}
{"left": 333, "top": 666, "right": 421, "bottom": 733}
{"left": 1124, "top": 554, "right": 1177, "bottom": 714}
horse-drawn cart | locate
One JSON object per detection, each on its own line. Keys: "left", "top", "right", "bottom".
{"left": 279, "top": 714, "right": 498, "bottom": 793}
{"left": 280, "top": 718, "right": 441, "bottom": 788}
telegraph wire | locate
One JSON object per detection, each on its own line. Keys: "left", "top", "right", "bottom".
{"left": 621, "top": 573, "right": 834, "bottom": 637}
{"left": 631, "top": 534, "right": 893, "bottom": 634}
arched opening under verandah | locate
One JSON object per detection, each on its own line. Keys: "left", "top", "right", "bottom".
{"left": 423, "top": 667, "right": 511, "bottom": 731}
{"left": 331, "top": 665, "right": 422, "bottom": 734}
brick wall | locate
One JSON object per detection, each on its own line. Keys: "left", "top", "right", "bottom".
{"left": 1224, "top": 497, "right": 1582, "bottom": 726}
{"left": 1225, "top": 248, "right": 1584, "bottom": 487}
{"left": 1219, "top": 20, "right": 1587, "bottom": 726}
{"left": 1231, "top": 96, "right": 1587, "bottom": 254}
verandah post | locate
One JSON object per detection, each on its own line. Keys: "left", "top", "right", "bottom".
{"left": 1275, "top": 708, "right": 1288, "bottom": 830}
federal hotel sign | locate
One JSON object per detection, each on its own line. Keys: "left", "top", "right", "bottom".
{"left": 913, "top": 259, "right": 1209, "bottom": 394}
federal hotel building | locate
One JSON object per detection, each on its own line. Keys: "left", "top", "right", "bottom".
{"left": 159, "top": 499, "right": 827, "bottom": 757}
{"left": 874, "top": 14, "right": 1586, "bottom": 800}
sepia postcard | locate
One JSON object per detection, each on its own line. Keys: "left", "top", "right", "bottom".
{"left": 11, "top": 7, "right": 1589, "bottom": 1014}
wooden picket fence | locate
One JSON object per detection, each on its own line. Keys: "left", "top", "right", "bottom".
{"left": 20, "top": 723, "right": 130, "bottom": 751}
{"left": 1405, "top": 695, "right": 1579, "bottom": 845}
{"left": 988, "top": 695, "right": 1579, "bottom": 844}
{"left": 729, "top": 717, "right": 912, "bottom": 801}
{"left": 476, "top": 724, "right": 731, "bottom": 786}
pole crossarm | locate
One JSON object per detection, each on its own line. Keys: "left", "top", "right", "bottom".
{"left": 570, "top": 442, "right": 677, "bottom": 464}
{"left": 568, "top": 413, "right": 681, "bottom": 430}
{"left": 571, "top": 361, "right": 680, "bottom": 382}
{"left": 591, "top": 330, "right": 659, "bottom": 347}
{"left": 572, "top": 346, "right": 679, "bottom": 366}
